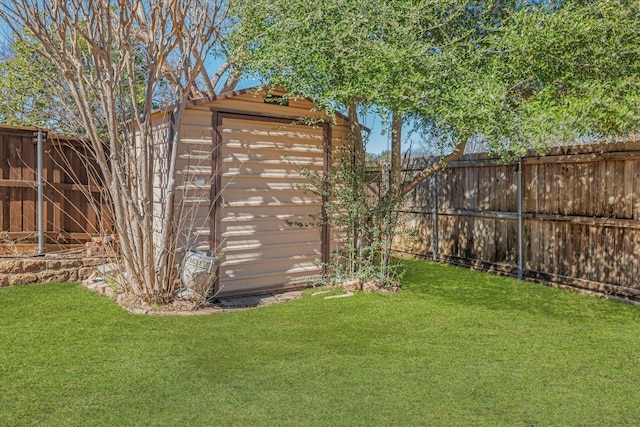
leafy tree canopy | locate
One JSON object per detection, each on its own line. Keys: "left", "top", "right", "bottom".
{"left": 0, "top": 32, "right": 69, "bottom": 129}
{"left": 0, "top": 27, "right": 178, "bottom": 134}
{"left": 230, "top": 0, "right": 640, "bottom": 154}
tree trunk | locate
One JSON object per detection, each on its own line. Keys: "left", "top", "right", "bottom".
{"left": 346, "top": 103, "right": 368, "bottom": 275}
{"left": 390, "top": 112, "right": 402, "bottom": 198}
{"left": 380, "top": 111, "right": 403, "bottom": 279}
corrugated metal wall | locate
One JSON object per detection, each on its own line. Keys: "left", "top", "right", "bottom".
{"left": 173, "top": 110, "right": 215, "bottom": 253}
{"left": 153, "top": 89, "right": 349, "bottom": 296}
{"left": 216, "top": 117, "right": 325, "bottom": 295}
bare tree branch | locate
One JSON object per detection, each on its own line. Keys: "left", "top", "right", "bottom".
{"left": 0, "top": 0, "right": 229, "bottom": 302}
{"left": 401, "top": 137, "right": 469, "bottom": 196}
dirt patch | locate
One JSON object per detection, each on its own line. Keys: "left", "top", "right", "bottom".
{"left": 82, "top": 278, "right": 302, "bottom": 316}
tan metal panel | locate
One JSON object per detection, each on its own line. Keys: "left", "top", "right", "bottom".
{"left": 217, "top": 116, "right": 324, "bottom": 295}
{"left": 171, "top": 108, "right": 214, "bottom": 254}
{"left": 148, "top": 88, "right": 348, "bottom": 295}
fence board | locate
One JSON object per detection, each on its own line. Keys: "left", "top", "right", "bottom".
{"left": 393, "top": 139, "right": 640, "bottom": 300}
{"left": 634, "top": 160, "right": 640, "bottom": 220}
{"left": 0, "top": 135, "right": 6, "bottom": 230}
{"left": 9, "top": 135, "right": 23, "bottom": 233}
{"left": 22, "top": 138, "right": 36, "bottom": 234}
{"left": 0, "top": 126, "right": 110, "bottom": 247}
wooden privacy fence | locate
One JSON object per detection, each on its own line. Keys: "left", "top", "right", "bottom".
{"left": 392, "top": 140, "right": 640, "bottom": 301}
{"left": 0, "top": 125, "right": 111, "bottom": 251}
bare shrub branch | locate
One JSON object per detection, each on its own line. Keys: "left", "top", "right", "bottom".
{"left": 0, "top": 0, "right": 229, "bottom": 302}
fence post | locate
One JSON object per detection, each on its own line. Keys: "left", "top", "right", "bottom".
{"left": 516, "top": 159, "right": 524, "bottom": 280}
{"left": 431, "top": 172, "right": 439, "bottom": 262}
{"left": 37, "top": 130, "right": 44, "bottom": 255}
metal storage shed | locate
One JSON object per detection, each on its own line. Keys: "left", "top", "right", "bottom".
{"left": 150, "top": 87, "right": 348, "bottom": 297}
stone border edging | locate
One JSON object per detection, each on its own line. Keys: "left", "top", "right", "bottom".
{"left": 0, "top": 256, "right": 107, "bottom": 287}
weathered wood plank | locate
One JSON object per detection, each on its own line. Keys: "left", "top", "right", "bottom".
{"left": 437, "top": 209, "right": 640, "bottom": 229}
{"left": 574, "top": 223, "right": 588, "bottom": 281}
{"left": 0, "top": 134, "right": 8, "bottom": 231}
{"left": 563, "top": 222, "right": 575, "bottom": 278}
{"left": 546, "top": 162, "right": 556, "bottom": 215}
{"left": 526, "top": 213, "right": 640, "bottom": 229}
{"left": 605, "top": 160, "right": 618, "bottom": 218}
{"left": 587, "top": 225, "right": 599, "bottom": 283}
{"left": 527, "top": 220, "right": 539, "bottom": 271}
{"left": 596, "top": 161, "right": 606, "bottom": 217}
{"left": 634, "top": 160, "right": 640, "bottom": 220}
{"left": 51, "top": 142, "right": 63, "bottom": 236}
{"left": 9, "top": 135, "right": 23, "bottom": 233}
{"left": 476, "top": 166, "right": 485, "bottom": 211}
{"left": 565, "top": 163, "right": 575, "bottom": 216}
{"left": 633, "top": 230, "right": 640, "bottom": 289}
{"left": 531, "top": 163, "right": 541, "bottom": 213}
{"left": 600, "top": 226, "right": 615, "bottom": 285}
{"left": 573, "top": 162, "right": 586, "bottom": 216}
{"left": 22, "top": 136, "right": 36, "bottom": 233}
{"left": 556, "top": 163, "right": 567, "bottom": 216}
{"left": 0, "top": 179, "right": 35, "bottom": 188}
{"left": 622, "top": 160, "right": 634, "bottom": 219}
{"left": 498, "top": 166, "right": 508, "bottom": 212}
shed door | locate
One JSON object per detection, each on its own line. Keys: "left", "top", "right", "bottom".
{"left": 213, "top": 115, "right": 326, "bottom": 296}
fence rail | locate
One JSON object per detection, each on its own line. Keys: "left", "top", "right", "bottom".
{"left": 0, "top": 125, "right": 111, "bottom": 250}
{"left": 391, "top": 140, "right": 640, "bottom": 301}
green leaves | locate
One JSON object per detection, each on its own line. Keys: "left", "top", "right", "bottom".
{"left": 231, "top": 0, "right": 463, "bottom": 112}
{"left": 482, "top": 0, "right": 640, "bottom": 146}
{"left": 231, "top": 0, "right": 640, "bottom": 155}
{"left": 0, "top": 33, "right": 64, "bottom": 128}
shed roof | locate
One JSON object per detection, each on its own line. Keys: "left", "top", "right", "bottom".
{"left": 151, "top": 85, "right": 353, "bottom": 126}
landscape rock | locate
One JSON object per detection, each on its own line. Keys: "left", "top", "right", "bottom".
{"left": 38, "top": 270, "right": 70, "bottom": 283}
{"left": 8, "top": 273, "right": 38, "bottom": 286}
{"left": 45, "top": 260, "right": 63, "bottom": 270}
{"left": 174, "top": 288, "right": 202, "bottom": 301}
{"left": 22, "top": 260, "right": 47, "bottom": 273}
{"left": 78, "top": 267, "right": 97, "bottom": 280}
{"left": 63, "top": 259, "right": 84, "bottom": 268}
{"left": 362, "top": 281, "right": 381, "bottom": 293}
{"left": 0, "top": 259, "right": 22, "bottom": 274}
{"left": 83, "top": 258, "right": 108, "bottom": 267}
{"left": 341, "top": 279, "right": 362, "bottom": 292}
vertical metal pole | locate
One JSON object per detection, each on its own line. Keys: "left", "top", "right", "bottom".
{"left": 37, "top": 130, "right": 44, "bottom": 255}
{"left": 383, "top": 160, "right": 391, "bottom": 194}
{"left": 431, "top": 172, "right": 439, "bottom": 262}
{"left": 516, "top": 159, "right": 524, "bottom": 280}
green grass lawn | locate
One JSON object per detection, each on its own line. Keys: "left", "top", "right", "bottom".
{"left": 2, "top": 259, "right": 640, "bottom": 426}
